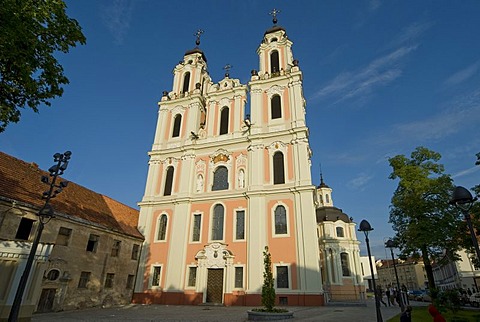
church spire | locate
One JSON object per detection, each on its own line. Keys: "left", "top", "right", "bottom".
{"left": 269, "top": 8, "right": 281, "bottom": 25}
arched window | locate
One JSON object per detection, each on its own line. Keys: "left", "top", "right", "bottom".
{"left": 219, "top": 107, "right": 229, "bottom": 135}
{"left": 274, "top": 205, "right": 287, "bottom": 234}
{"left": 273, "top": 152, "right": 285, "bottom": 184}
{"left": 164, "top": 167, "right": 174, "bottom": 196}
{"left": 172, "top": 114, "right": 181, "bottom": 137}
{"left": 271, "top": 95, "right": 282, "bottom": 119}
{"left": 211, "top": 204, "right": 224, "bottom": 240}
{"left": 329, "top": 249, "right": 336, "bottom": 283}
{"left": 46, "top": 269, "right": 60, "bottom": 281}
{"left": 182, "top": 72, "right": 190, "bottom": 93}
{"left": 157, "top": 214, "right": 168, "bottom": 241}
{"left": 341, "top": 252, "right": 351, "bottom": 276}
{"left": 212, "top": 166, "right": 228, "bottom": 191}
{"left": 326, "top": 194, "right": 330, "bottom": 203}
{"left": 270, "top": 50, "right": 279, "bottom": 73}
{"left": 336, "top": 227, "right": 344, "bottom": 237}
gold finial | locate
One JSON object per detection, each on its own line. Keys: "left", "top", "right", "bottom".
{"left": 194, "top": 29, "right": 204, "bottom": 46}
{"left": 269, "top": 8, "right": 281, "bottom": 25}
{"left": 223, "top": 64, "right": 233, "bottom": 77}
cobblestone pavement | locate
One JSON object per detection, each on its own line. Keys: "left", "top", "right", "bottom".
{"left": 32, "top": 300, "right": 428, "bottom": 322}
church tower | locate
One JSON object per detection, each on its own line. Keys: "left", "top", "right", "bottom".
{"left": 315, "top": 176, "right": 364, "bottom": 302}
{"left": 134, "top": 13, "right": 324, "bottom": 306}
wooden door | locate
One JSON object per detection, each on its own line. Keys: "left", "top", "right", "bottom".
{"left": 206, "top": 269, "right": 224, "bottom": 304}
{"left": 37, "top": 288, "right": 56, "bottom": 312}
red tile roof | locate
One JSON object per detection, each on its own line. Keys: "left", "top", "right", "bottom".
{"left": 0, "top": 151, "right": 143, "bottom": 240}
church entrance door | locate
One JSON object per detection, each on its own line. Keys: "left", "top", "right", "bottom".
{"left": 206, "top": 268, "right": 224, "bottom": 304}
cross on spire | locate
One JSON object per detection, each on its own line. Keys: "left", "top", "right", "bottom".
{"left": 194, "top": 29, "right": 204, "bottom": 46}
{"left": 223, "top": 64, "right": 233, "bottom": 77}
{"left": 269, "top": 8, "right": 281, "bottom": 25}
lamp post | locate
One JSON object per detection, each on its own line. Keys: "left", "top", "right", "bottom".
{"left": 8, "top": 151, "right": 71, "bottom": 322}
{"left": 385, "top": 239, "right": 405, "bottom": 311}
{"left": 358, "top": 219, "right": 383, "bottom": 322}
{"left": 450, "top": 186, "right": 480, "bottom": 289}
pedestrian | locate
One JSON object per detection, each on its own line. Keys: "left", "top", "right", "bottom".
{"left": 376, "top": 286, "right": 387, "bottom": 307}
{"left": 385, "top": 288, "right": 391, "bottom": 306}
{"left": 400, "top": 305, "right": 412, "bottom": 322}
{"left": 428, "top": 304, "right": 446, "bottom": 322}
{"left": 390, "top": 287, "right": 396, "bottom": 306}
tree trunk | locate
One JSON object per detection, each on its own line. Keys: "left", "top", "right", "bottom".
{"left": 421, "top": 244, "right": 436, "bottom": 299}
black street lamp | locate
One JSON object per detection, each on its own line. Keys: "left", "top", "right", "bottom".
{"left": 358, "top": 219, "right": 383, "bottom": 322}
{"left": 450, "top": 186, "right": 480, "bottom": 278}
{"left": 8, "top": 151, "right": 71, "bottom": 322}
{"left": 385, "top": 239, "right": 405, "bottom": 311}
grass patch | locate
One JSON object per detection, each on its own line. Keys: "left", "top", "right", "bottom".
{"left": 386, "top": 306, "right": 480, "bottom": 322}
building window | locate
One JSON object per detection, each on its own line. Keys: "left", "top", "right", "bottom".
{"left": 192, "top": 214, "right": 201, "bottom": 242}
{"left": 211, "top": 204, "right": 224, "bottom": 241}
{"left": 187, "top": 267, "right": 197, "bottom": 287}
{"left": 341, "top": 252, "right": 351, "bottom": 276}
{"left": 182, "top": 72, "right": 190, "bottom": 93}
{"left": 152, "top": 266, "right": 161, "bottom": 287}
{"left": 105, "top": 273, "right": 115, "bottom": 288}
{"left": 212, "top": 166, "right": 228, "bottom": 191}
{"left": 131, "top": 244, "right": 140, "bottom": 260}
{"left": 56, "top": 227, "right": 72, "bottom": 246}
{"left": 326, "top": 194, "right": 330, "bottom": 203}
{"left": 86, "top": 234, "right": 99, "bottom": 252}
{"left": 276, "top": 266, "right": 289, "bottom": 288}
{"left": 15, "top": 217, "right": 34, "bottom": 240}
{"left": 111, "top": 240, "right": 121, "bottom": 257}
{"left": 271, "top": 95, "right": 282, "bottom": 119}
{"left": 78, "top": 271, "right": 91, "bottom": 288}
{"left": 126, "top": 274, "right": 135, "bottom": 289}
{"left": 273, "top": 152, "right": 285, "bottom": 184}
{"left": 235, "top": 210, "right": 245, "bottom": 240}
{"left": 164, "top": 166, "right": 174, "bottom": 196}
{"left": 270, "top": 50, "right": 280, "bottom": 74}
{"left": 46, "top": 269, "right": 60, "bottom": 281}
{"left": 172, "top": 114, "right": 182, "bottom": 137}
{"left": 235, "top": 267, "right": 243, "bottom": 288}
{"left": 274, "top": 205, "right": 287, "bottom": 235}
{"left": 157, "top": 214, "right": 168, "bottom": 241}
{"left": 336, "top": 227, "right": 344, "bottom": 237}
{"left": 219, "top": 107, "right": 229, "bottom": 135}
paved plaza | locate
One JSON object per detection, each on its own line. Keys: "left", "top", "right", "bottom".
{"left": 31, "top": 300, "right": 428, "bottom": 322}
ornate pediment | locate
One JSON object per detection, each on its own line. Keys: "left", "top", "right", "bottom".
{"left": 211, "top": 149, "right": 230, "bottom": 164}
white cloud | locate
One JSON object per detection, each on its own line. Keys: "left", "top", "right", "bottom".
{"left": 314, "top": 46, "right": 416, "bottom": 103}
{"left": 101, "top": 0, "right": 135, "bottom": 45}
{"left": 387, "top": 21, "right": 434, "bottom": 49}
{"left": 374, "top": 88, "right": 480, "bottom": 145}
{"left": 347, "top": 173, "right": 373, "bottom": 191}
{"left": 452, "top": 166, "right": 480, "bottom": 179}
{"left": 444, "top": 60, "right": 480, "bottom": 86}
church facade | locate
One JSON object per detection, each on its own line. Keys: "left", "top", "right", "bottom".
{"left": 133, "top": 18, "right": 361, "bottom": 306}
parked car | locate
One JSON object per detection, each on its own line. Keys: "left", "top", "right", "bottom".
{"left": 470, "top": 293, "right": 480, "bottom": 307}
{"left": 407, "top": 290, "right": 424, "bottom": 300}
{"left": 415, "top": 291, "right": 432, "bottom": 302}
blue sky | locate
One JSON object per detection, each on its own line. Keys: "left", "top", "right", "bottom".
{"left": 1, "top": 1, "right": 479, "bottom": 259}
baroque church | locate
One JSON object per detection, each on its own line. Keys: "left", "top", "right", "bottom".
{"left": 133, "top": 14, "right": 364, "bottom": 306}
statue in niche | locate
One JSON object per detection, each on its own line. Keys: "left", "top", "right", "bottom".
{"left": 196, "top": 174, "right": 204, "bottom": 192}
{"left": 238, "top": 169, "right": 245, "bottom": 188}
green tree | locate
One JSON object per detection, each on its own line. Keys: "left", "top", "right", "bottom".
{"left": 0, "top": 0, "right": 86, "bottom": 132}
{"left": 388, "top": 147, "right": 462, "bottom": 295}
{"left": 261, "top": 246, "right": 276, "bottom": 311}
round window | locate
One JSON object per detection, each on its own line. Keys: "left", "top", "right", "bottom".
{"left": 46, "top": 269, "right": 60, "bottom": 281}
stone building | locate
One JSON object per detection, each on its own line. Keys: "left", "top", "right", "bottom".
{"left": 376, "top": 258, "right": 426, "bottom": 291}
{"left": 0, "top": 152, "right": 144, "bottom": 321}
{"left": 133, "top": 16, "right": 365, "bottom": 307}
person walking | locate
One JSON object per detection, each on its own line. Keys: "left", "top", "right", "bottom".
{"left": 376, "top": 286, "right": 387, "bottom": 307}
{"left": 400, "top": 306, "right": 412, "bottom": 322}
{"left": 385, "top": 288, "right": 391, "bottom": 306}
